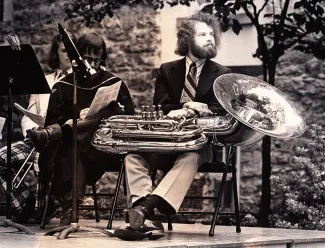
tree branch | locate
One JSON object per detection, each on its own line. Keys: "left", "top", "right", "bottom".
{"left": 246, "top": 0, "right": 258, "bottom": 19}
{"left": 257, "top": 0, "right": 271, "bottom": 18}
{"left": 241, "top": 1, "right": 270, "bottom": 64}
{"left": 272, "top": 0, "right": 291, "bottom": 60}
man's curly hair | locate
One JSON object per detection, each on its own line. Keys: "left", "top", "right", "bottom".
{"left": 175, "top": 12, "right": 221, "bottom": 56}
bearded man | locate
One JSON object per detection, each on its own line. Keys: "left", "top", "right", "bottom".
{"left": 122, "top": 12, "right": 231, "bottom": 233}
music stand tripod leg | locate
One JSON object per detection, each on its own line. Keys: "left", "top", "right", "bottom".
{"left": 0, "top": 77, "right": 34, "bottom": 235}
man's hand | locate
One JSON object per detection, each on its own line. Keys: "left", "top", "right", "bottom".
{"left": 167, "top": 109, "right": 188, "bottom": 120}
{"left": 79, "top": 108, "right": 89, "bottom": 121}
{"left": 183, "top": 102, "right": 213, "bottom": 117}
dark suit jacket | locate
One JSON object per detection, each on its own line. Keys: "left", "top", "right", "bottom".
{"left": 153, "top": 58, "right": 231, "bottom": 115}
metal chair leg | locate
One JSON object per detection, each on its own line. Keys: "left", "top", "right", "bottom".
{"left": 107, "top": 162, "right": 124, "bottom": 229}
{"left": 40, "top": 173, "right": 53, "bottom": 229}
{"left": 209, "top": 146, "right": 235, "bottom": 236}
{"left": 167, "top": 215, "right": 173, "bottom": 231}
{"left": 151, "top": 169, "right": 157, "bottom": 187}
{"left": 39, "top": 143, "right": 60, "bottom": 229}
{"left": 92, "top": 184, "right": 100, "bottom": 222}
{"left": 232, "top": 162, "right": 241, "bottom": 233}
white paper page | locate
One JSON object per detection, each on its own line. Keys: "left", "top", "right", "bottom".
{"left": 14, "top": 103, "right": 45, "bottom": 128}
{"left": 85, "top": 81, "right": 122, "bottom": 119}
{"left": 0, "top": 117, "right": 6, "bottom": 140}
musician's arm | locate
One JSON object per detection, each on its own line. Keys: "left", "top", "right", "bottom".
{"left": 21, "top": 94, "right": 39, "bottom": 137}
{"left": 45, "top": 84, "right": 72, "bottom": 127}
{"left": 153, "top": 65, "right": 183, "bottom": 115}
{"left": 86, "top": 81, "right": 135, "bottom": 121}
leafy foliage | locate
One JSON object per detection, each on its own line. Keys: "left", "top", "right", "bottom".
{"left": 271, "top": 124, "right": 325, "bottom": 230}
{"left": 64, "top": 0, "right": 196, "bottom": 26}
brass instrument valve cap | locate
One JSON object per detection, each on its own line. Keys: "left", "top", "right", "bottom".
{"left": 152, "top": 111, "right": 157, "bottom": 120}
{"left": 157, "top": 105, "right": 163, "bottom": 119}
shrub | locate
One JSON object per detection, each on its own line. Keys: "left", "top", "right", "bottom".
{"left": 271, "top": 124, "right": 325, "bottom": 230}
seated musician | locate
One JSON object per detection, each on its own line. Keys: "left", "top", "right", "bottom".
{"left": 0, "top": 33, "right": 74, "bottom": 223}
{"left": 123, "top": 12, "right": 230, "bottom": 233}
{"left": 27, "top": 32, "right": 135, "bottom": 225}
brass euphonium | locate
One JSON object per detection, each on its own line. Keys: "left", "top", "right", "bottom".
{"left": 92, "top": 105, "right": 212, "bottom": 154}
{"left": 92, "top": 73, "right": 306, "bottom": 154}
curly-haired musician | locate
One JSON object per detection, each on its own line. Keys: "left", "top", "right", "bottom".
{"left": 0, "top": 33, "right": 74, "bottom": 223}
{"left": 28, "top": 32, "right": 135, "bottom": 226}
{"left": 123, "top": 12, "right": 231, "bottom": 232}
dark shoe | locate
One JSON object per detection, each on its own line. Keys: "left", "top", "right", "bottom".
{"left": 27, "top": 124, "right": 62, "bottom": 152}
{"left": 114, "top": 226, "right": 152, "bottom": 241}
{"left": 139, "top": 220, "right": 164, "bottom": 240}
{"left": 123, "top": 206, "right": 150, "bottom": 230}
{"left": 114, "top": 220, "right": 165, "bottom": 241}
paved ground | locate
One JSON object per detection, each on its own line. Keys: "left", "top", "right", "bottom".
{"left": 1, "top": 217, "right": 325, "bottom": 248}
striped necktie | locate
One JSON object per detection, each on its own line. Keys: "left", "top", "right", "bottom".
{"left": 184, "top": 62, "right": 197, "bottom": 101}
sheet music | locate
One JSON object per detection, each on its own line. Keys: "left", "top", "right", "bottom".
{"left": 14, "top": 103, "right": 45, "bottom": 128}
{"left": 85, "top": 81, "right": 122, "bottom": 119}
{"left": 0, "top": 117, "right": 5, "bottom": 140}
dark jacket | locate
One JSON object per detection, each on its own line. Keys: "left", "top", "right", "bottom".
{"left": 153, "top": 58, "right": 231, "bottom": 115}
{"left": 45, "top": 70, "right": 135, "bottom": 126}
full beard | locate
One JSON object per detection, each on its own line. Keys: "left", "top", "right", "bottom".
{"left": 190, "top": 42, "right": 217, "bottom": 59}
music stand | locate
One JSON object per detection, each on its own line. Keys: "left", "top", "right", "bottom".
{"left": 43, "top": 22, "right": 96, "bottom": 239}
{"left": 0, "top": 43, "right": 50, "bottom": 234}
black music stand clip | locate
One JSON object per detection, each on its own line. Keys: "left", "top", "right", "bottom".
{"left": 0, "top": 39, "right": 50, "bottom": 234}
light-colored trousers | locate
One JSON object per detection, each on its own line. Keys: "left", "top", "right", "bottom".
{"left": 124, "top": 145, "right": 212, "bottom": 212}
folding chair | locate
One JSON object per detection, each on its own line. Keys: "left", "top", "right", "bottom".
{"left": 81, "top": 160, "right": 125, "bottom": 229}
{"left": 40, "top": 154, "right": 125, "bottom": 229}
{"left": 151, "top": 145, "right": 241, "bottom": 236}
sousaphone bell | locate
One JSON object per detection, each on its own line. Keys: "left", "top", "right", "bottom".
{"left": 212, "top": 73, "right": 306, "bottom": 146}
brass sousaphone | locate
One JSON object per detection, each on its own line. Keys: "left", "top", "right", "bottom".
{"left": 212, "top": 73, "right": 306, "bottom": 146}
{"left": 92, "top": 73, "right": 306, "bottom": 153}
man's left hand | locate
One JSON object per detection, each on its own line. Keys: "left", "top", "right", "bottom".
{"left": 167, "top": 109, "right": 188, "bottom": 120}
